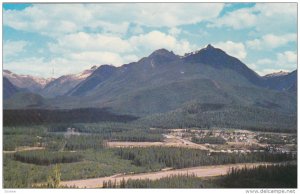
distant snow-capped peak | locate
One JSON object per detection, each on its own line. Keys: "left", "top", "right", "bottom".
{"left": 31, "top": 77, "right": 55, "bottom": 86}
{"left": 66, "top": 65, "right": 98, "bottom": 81}
{"left": 74, "top": 65, "right": 98, "bottom": 80}
{"left": 3, "top": 70, "right": 53, "bottom": 87}
{"left": 51, "top": 65, "right": 99, "bottom": 85}
{"left": 264, "top": 71, "right": 289, "bottom": 78}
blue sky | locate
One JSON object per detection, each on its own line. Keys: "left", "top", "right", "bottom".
{"left": 3, "top": 3, "right": 297, "bottom": 78}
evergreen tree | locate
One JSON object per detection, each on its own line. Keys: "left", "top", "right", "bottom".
{"left": 47, "top": 164, "right": 61, "bottom": 188}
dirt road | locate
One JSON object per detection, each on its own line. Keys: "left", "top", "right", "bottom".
{"left": 3, "top": 146, "right": 45, "bottom": 154}
{"left": 60, "top": 162, "right": 270, "bottom": 188}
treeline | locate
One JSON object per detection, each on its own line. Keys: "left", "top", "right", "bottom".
{"left": 3, "top": 108, "right": 138, "bottom": 126}
{"left": 47, "top": 122, "right": 143, "bottom": 133}
{"left": 4, "top": 135, "right": 41, "bottom": 151}
{"left": 65, "top": 135, "right": 105, "bottom": 150}
{"left": 220, "top": 164, "right": 297, "bottom": 188}
{"left": 246, "top": 127, "right": 296, "bottom": 133}
{"left": 103, "top": 174, "right": 205, "bottom": 188}
{"left": 3, "top": 126, "right": 45, "bottom": 151}
{"left": 137, "top": 104, "right": 297, "bottom": 132}
{"left": 103, "top": 164, "right": 297, "bottom": 188}
{"left": 191, "top": 136, "right": 226, "bottom": 144}
{"left": 4, "top": 148, "right": 149, "bottom": 188}
{"left": 3, "top": 123, "right": 164, "bottom": 152}
{"left": 110, "top": 130, "right": 163, "bottom": 142}
{"left": 48, "top": 123, "right": 164, "bottom": 142}
{"left": 115, "top": 147, "right": 296, "bottom": 170}
{"left": 3, "top": 126, "right": 66, "bottom": 151}
{"left": 13, "top": 150, "right": 83, "bottom": 165}
{"left": 3, "top": 126, "right": 45, "bottom": 135}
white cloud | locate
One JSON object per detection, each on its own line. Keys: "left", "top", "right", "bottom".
{"left": 49, "top": 31, "right": 197, "bottom": 63}
{"left": 129, "top": 31, "right": 196, "bottom": 55}
{"left": 4, "top": 3, "right": 224, "bottom": 37}
{"left": 130, "top": 25, "right": 144, "bottom": 35}
{"left": 4, "top": 4, "right": 92, "bottom": 37}
{"left": 16, "top": 30, "right": 197, "bottom": 77}
{"left": 245, "top": 39, "right": 260, "bottom": 49}
{"left": 122, "top": 55, "right": 139, "bottom": 63}
{"left": 3, "top": 4, "right": 130, "bottom": 37}
{"left": 209, "top": 8, "right": 257, "bottom": 29}
{"left": 209, "top": 3, "right": 296, "bottom": 34}
{"left": 3, "top": 40, "right": 28, "bottom": 58}
{"left": 168, "top": 27, "right": 182, "bottom": 37}
{"left": 246, "top": 33, "right": 296, "bottom": 49}
{"left": 68, "top": 51, "right": 126, "bottom": 66}
{"left": 90, "top": 21, "right": 130, "bottom": 36}
{"left": 117, "top": 3, "right": 224, "bottom": 27}
{"left": 249, "top": 51, "right": 297, "bottom": 75}
{"left": 255, "top": 3, "right": 296, "bottom": 17}
{"left": 277, "top": 51, "right": 297, "bottom": 64}
{"left": 256, "top": 58, "right": 273, "bottom": 65}
{"left": 49, "top": 32, "right": 132, "bottom": 54}
{"left": 182, "top": 29, "right": 209, "bottom": 38}
{"left": 4, "top": 52, "right": 138, "bottom": 78}
{"left": 4, "top": 3, "right": 296, "bottom": 78}
{"left": 4, "top": 57, "right": 57, "bottom": 78}
{"left": 214, "top": 41, "right": 247, "bottom": 59}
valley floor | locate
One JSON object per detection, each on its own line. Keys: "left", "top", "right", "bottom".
{"left": 3, "top": 124, "right": 297, "bottom": 188}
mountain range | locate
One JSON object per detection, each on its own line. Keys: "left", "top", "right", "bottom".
{"left": 3, "top": 44, "right": 297, "bottom": 130}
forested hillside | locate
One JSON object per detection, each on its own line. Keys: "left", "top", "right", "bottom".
{"left": 3, "top": 108, "right": 138, "bottom": 126}
{"left": 137, "top": 103, "right": 297, "bottom": 132}
{"left": 115, "top": 147, "right": 295, "bottom": 170}
{"left": 3, "top": 45, "right": 297, "bottom": 131}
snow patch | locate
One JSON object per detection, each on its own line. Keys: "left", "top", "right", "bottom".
{"left": 264, "top": 71, "right": 289, "bottom": 78}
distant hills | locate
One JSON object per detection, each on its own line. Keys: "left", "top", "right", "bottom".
{"left": 3, "top": 44, "right": 297, "bottom": 130}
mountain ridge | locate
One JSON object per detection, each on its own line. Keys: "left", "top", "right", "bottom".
{"left": 4, "top": 45, "right": 297, "bottom": 119}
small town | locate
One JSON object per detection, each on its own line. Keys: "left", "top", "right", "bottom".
{"left": 166, "top": 128, "right": 297, "bottom": 154}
